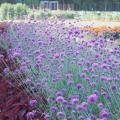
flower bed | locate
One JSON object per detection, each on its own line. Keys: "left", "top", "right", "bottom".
{"left": 80, "top": 26, "right": 120, "bottom": 34}
{"left": 1, "top": 20, "right": 120, "bottom": 120}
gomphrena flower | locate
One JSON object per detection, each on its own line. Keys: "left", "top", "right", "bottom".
{"left": 71, "top": 98, "right": 79, "bottom": 104}
{"left": 56, "top": 96, "right": 64, "bottom": 103}
{"left": 85, "top": 77, "right": 90, "bottom": 82}
{"left": 111, "top": 84, "right": 117, "bottom": 90}
{"left": 76, "top": 83, "right": 82, "bottom": 89}
{"left": 87, "top": 94, "right": 98, "bottom": 103}
{"left": 78, "top": 115, "right": 84, "bottom": 120}
{"left": 34, "top": 49, "right": 41, "bottom": 55}
{"left": 56, "top": 91, "right": 63, "bottom": 96}
{"left": 62, "top": 99, "right": 68, "bottom": 105}
{"left": 76, "top": 102, "right": 88, "bottom": 111}
{"left": 26, "top": 111, "right": 35, "bottom": 119}
{"left": 90, "top": 82, "right": 96, "bottom": 88}
{"left": 11, "top": 52, "right": 21, "bottom": 59}
{"left": 66, "top": 104, "right": 72, "bottom": 110}
{"left": 90, "top": 114, "right": 97, "bottom": 120}
{"left": 98, "top": 102, "right": 104, "bottom": 109}
{"left": 54, "top": 53, "right": 60, "bottom": 59}
{"left": 56, "top": 112, "right": 65, "bottom": 119}
{"left": 44, "top": 113, "right": 50, "bottom": 120}
{"left": 100, "top": 109, "right": 110, "bottom": 119}
{"left": 50, "top": 106, "right": 58, "bottom": 112}
{"left": 67, "top": 80, "right": 73, "bottom": 86}
{"left": 29, "top": 99, "right": 37, "bottom": 107}
{"left": 79, "top": 73, "right": 86, "bottom": 78}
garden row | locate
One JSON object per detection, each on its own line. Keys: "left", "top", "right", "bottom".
{"left": 3, "top": 20, "right": 120, "bottom": 120}
{"left": 1, "top": 20, "right": 120, "bottom": 119}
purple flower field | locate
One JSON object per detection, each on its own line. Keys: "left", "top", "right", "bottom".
{"left": 1, "top": 19, "right": 120, "bottom": 120}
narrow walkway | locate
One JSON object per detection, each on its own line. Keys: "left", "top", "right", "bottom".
{"left": 64, "top": 20, "right": 120, "bottom": 27}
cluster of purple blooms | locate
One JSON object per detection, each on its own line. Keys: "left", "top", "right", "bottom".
{"left": 3, "top": 19, "right": 120, "bottom": 120}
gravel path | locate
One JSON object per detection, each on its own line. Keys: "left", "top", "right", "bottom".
{"left": 64, "top": 20, "right": 120, "bottom": 27}
{"left": 1, "top": 20, "right": 120, "bottom": 27}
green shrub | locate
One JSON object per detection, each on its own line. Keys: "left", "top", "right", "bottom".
{"left": 0, "top": 3, "right": 29, "bottom": 20}
{"left": 37, "top": 11, "right": 46, "bottom": 18}
{"left": 30, "top": 10, "right": 52, "bottom": 19}
{"left": 14, "top": 3, "right": 29, "bottom": 19}
{"left": 104, "top": 32, "right": 120, "bottom": 39}
{"left": 64, "top": 13, "right": 75, "bottom": 19}
{"left": 28, "top": 11, "right": 35, "bottom": 19}
{"left": 0, "top": 3, "right": 13, "bottom": 20}
{"left": 61, "top": 11, "right": 75, "bottom": 19}
{"left": 7, "top": 4, "right": 15, "bottom": 19}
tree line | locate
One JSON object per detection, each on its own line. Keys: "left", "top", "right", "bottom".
{"left": 0, "top": 0, "right": 120, "bottom": 11}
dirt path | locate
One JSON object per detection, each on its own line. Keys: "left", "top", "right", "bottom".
{"left": 1, "top": 20, "right": 120, "bottom": 29}
{"left": 64, "top": 20, "right": 120, "bottom": 27}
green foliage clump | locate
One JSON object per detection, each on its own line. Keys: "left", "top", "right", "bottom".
{"left": 14, "top": 3, "right": 29, "bottom": 19}
{"left": 0, "top": 3, "right": 12, "bottom": 20}
{"left": 0, "top": 3, "right": 29, "bottom": 20}
{"left": 61, "top": 12, "right": 75, "bottom": 19}
{"left": 28, "top": 10, "right": 52, "bottom": 19}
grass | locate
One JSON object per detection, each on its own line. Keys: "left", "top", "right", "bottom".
{"left": 28, "top": 10, "right": 120, "bottom": 21}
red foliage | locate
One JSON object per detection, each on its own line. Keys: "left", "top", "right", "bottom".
{"left": 0, "top": 30, "right": 46, "bottom": 120}
{"left": 0, "top": 77, "right": 45, "bottom": 120}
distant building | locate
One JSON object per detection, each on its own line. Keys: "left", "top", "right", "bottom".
{"left": 40, "top": 1, "right": 74, "bottom": 10}
{"left": 40, "top": 1, "right": 59, "bottom": 10}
